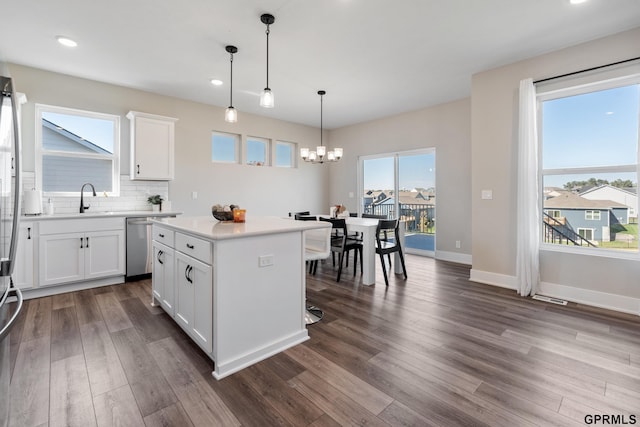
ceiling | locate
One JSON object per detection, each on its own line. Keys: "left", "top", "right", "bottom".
{"left": 1, "top": 0, "right": 639, "bottom": 129}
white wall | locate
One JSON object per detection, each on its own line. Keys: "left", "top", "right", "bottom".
{"left": 328, "top": 98, "right": 472, "bottom": 262}
{"left": 470, "top": 27, "right": 640, "bottom": 312}
{"left": 10, "top": 64, "right": 329, "bottom": 217}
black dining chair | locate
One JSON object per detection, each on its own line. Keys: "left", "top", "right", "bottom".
{"left": 293, "top": 211, "right": 311, "bottom": 220}
{"left": 375, "top": 219, "right": 407, "bottom": 286}
{"left": 320, "top": 218, "right": 362, "bottom": 282}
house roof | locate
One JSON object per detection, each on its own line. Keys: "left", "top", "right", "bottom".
{"left": 580, "top": 184, "right": 637, "bottom": 197}
{"left": 544, "top": 193, "right": 627, "bottom": 209}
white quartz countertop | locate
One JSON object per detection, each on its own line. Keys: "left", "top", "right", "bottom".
{"left": 22, "top": 211, "right": 182, "bottom": 221}
{"left": 152, "top": 215, "right": 330, "bottom": 240}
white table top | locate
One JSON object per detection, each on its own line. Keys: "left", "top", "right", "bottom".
{"left": 152, "top": 215, "right": 330, "bottom": 241}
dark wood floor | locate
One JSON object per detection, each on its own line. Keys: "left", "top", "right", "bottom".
{"left": 8, "top": 254, "right": 640, "bottom": 426}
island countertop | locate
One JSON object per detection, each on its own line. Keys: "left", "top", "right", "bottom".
{"left": 152, "top": 215, "right": 329, "bottom": 240}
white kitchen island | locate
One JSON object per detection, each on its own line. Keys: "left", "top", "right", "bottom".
{"left": 151, "top": 215, "right": 330, "bottom": 379}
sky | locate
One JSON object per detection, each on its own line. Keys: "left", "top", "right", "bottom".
{"left": 363, "top": 152, "right": 435, "bottom": 191}
{"left": 42, "top": 111, "right": 115, "bottom": 153}
{"left": 542, "top": 83, "right": 639, "bottom": 188}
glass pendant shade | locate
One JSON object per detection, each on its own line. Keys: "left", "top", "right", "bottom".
{"left": 316, "top": 145, "right": 326, "bottom": 158}
{"left": 327, "top": 151, "right": 335, "bottom": 161}
{"left": 334, "top": 148, "right": 343, "bottom": 159}
{"left": 309, "top": 151, "right": 317, "bottom": 161}
{"left": 260, "top": 88, "right": 274, "bottom": 108}
{"left": 300, "top": 147, "right": 309, "bottom": 160}
{"left": 225, "top": 106, "right": 237, "bottom": 123}
{"left": 300, "top": 89, "right": 343, "bottom": 164}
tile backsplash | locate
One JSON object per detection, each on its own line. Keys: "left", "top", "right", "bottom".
{"left": 22, "top": 173, "right": 169, "bottom": 215}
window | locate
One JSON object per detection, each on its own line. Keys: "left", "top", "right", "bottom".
{"left": 212, "top": 131, "right": 239, "bottom": 163}
{"left": 539, "top": 74, "right": 639, "bottom": 253}
{"left": 246, "top": 136, "right": 268, "bottom": 166}
{"left": 585, "top": 210, "right": 601, "bottom": 221}
{"left": 35, "top": 104, "right": 120, "bottom": 195}
{"left": 275, "top": 141, "right": 295, "bottom": 168}
{"left": 546, "top": 210, "right": 561, "bottom": 218}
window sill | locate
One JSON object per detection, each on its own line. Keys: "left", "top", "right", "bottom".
{"left": 540, "top": 243, "right": 639, "bottom": 261}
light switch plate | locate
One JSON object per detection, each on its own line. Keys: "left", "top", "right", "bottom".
{"left": 481, "top": 190, "right": 493, "bottom": 200}
{"left": 259, "top": 254, "right": 274, "bottom": 267}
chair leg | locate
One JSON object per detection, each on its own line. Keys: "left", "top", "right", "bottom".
{"left": 337, "top": 251, "right": 345, "bottom": 282}
{"left": 398, "top": 249, "right": 407, "bottom": 280}
{"left": 312, "top": 260, "right": 319, "bottom": 275}
{"left": 352, "top": 247, "right": 358, "bottom": 276}
{"left": 378, "top": 252, "right": 389, "bottom": 286}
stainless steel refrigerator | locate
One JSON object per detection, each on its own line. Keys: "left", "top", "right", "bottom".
{"left": 0, "top": 74, "right": 24, "bottom": 427}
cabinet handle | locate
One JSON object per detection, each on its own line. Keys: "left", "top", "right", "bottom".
{"left": 186, "top": 243, "right": 194, "bottom": 250}
{"left": 80, "top": 237, "right": 84, "bottom": 249}
{"left": 157, "top": 250, "right": 163, "bottom": 265}
{"left": 185, "top": 265, "right": 192, "bottom": 283}
{"left": 137, "top": 164, "right": 140, "bottom": 175}
{"left": 159, "top": 233, "right": 165, "bottom": 238}
{"left": 27, "top": 227, "right": 31, "bottom": 240}
{"left": 188, "top": 266, "right": 194, "bottom": 283}
{"left": 86, "top": 237, "right": 90, "bottom": 248}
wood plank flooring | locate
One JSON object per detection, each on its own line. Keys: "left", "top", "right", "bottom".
{"left": 8, "top": 255, "right": 640, "bottom": 426}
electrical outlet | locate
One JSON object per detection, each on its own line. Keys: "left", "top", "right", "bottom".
{"left": 259, "top": 254, "right": 274, "bottom": 267}
{"left": 455, "top": 240, "right": 461, "bottom": 249}
{"left": 192, "top": 191, "right": 198, "bottom": 200}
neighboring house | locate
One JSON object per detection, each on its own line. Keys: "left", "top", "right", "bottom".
{"left": 544, "top": 193, "right": 628, "bottom": 242}
{"left": 580, "top": 184, "right": 637, "bottom": 223}
{"left": 42, "top": 119, "right": 112, "bottom": 192}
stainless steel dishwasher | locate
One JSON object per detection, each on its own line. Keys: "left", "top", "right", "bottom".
{"left": 126, "top": 216, "right": 175, "bottom": 280}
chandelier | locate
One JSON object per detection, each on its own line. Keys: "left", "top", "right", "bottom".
{"left": 300, "top": 90, "right": 343, "bottom": 163}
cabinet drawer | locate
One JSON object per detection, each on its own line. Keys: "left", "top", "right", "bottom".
{"left": 175, "top": 232, "right": 211, "bottom": 264}
{"left": 153, "top": 226, "right": 175, "bottom": 247}
{"left": 40, "top": 217, "right": 124, "bottom": 235}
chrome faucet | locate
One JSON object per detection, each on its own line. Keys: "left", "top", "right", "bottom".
{"left": 79, "top": 183, "right": 96, "bottom": 213}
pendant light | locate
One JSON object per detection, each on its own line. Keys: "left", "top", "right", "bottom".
{"left": 259, "top": 13, "right": 275, "bottom": 108}
{"left": 225, "top": 45, "right": 238, "bottom": 123}
{"left": 301, "top": 90, "right": 343, "bottom": 164}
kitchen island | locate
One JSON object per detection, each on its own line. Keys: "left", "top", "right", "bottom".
{"left": 151, "top": 215, "right": 330, "bottom": 379}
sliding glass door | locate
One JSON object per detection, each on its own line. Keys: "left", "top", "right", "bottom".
{"left": 359, "top": 149, "right": 435, "bottom": 256}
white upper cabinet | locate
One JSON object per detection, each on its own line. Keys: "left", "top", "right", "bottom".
{"left": 127, "top": 111, "right": 178, "bottom": 180}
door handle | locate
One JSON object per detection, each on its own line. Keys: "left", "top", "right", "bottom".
{"left": 157, "top": 250, "right": 163, "bottom": 265}
{"left": 86, "top": 237, "right": 89, "bottom": 248}
{"left": 80, "top": 237, "right": 84, "bottom": 248}
{"left": 27, "top": 227, "right": 31, "bottom": 240}
{"left": 185, "top": 265, "right": 192, "bottom": 283}
{"left": 137, "top": 164, "right": 140, "bottom": 174}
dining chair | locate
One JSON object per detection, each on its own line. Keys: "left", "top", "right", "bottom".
{"left": 375, "top": 219, "right": 407, "bottom": 286}
{"left": 320, "top": 218, "right": 362, "bottom": 282}
{"left": 293, "top": 211, "right": 311, "bottom": 220}
{"left": 303, "top": 226, "right": 332, "bottom": 324}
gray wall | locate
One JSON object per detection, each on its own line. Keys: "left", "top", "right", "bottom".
{"left": 10, "top": 64, "right": 330, "bottom": 217}
{"left": 328, "top": 98, "right": 472, "bottom": 260}
{"left": 470, "top": 27, "right": 640, "bottom": 303}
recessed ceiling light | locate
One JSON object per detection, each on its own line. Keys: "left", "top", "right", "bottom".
{"left": 569, "top": 0, "right": 588, "bottom": 4}
{"left": 56, "top": 36, "right": 77, "bottom": 47}
{"left": 210, "top": 79, "right": 223, "bottom": 86}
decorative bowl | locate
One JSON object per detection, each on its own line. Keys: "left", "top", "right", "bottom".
{"left": 212, "top": 210, "right": 234, "bottom": 221}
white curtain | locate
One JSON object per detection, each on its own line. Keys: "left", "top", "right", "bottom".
{"left": 516, "top": 78, "right": 540, "bottom": 296}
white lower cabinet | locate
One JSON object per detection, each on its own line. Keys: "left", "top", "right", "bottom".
{"left": 152, "top": 226, "right": 213, "bottom": 354}
{"left": 13, "top": 221, "right": 35, "bottom": 290}
{"left": 39, "top": 218, "right": 125, "bottom": 287}
{"left": 175, "top": 252, "right": 212, "bottom": 353}
{"left": 152, "top": 241, "right": 175, "bottom": 315}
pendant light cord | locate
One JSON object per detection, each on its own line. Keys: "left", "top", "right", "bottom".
{"left": 320, "top": 93, "right": 323, "bottom": 147}
{"left": 265, "top": 25, "right": 270, "bottom": 88}
{"left": 229, "top": 52, "right": 234, "bottom": 106}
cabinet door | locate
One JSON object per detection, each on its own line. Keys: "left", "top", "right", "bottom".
{"left": 13, "top": 222, "right": 35, "bottom": 290}
{"left": 175, "top": 253, "right": 212, "bottom": 353}
{"left": 175, "top": 253, "right": 194, "bottom": 331}
{"left": 39, "top": 232, "right": 84, "bottom": 286}
{"left": 84, "top": 230, "right": 125, "bottom": 280}
{"left": 152, "top": 242, "right": 174, "bottom": 316}
{"left": 131, "top": 116, "right": 175, "bottom": 180}
{"left": 190, "top": 258, "right": 212, "bottom": 353}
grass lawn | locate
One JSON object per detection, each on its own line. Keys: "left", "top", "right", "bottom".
{"left": 600, "top": 223, "right": 638, "bottom": 250}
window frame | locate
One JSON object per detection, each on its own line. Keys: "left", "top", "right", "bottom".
{"left": 585, "top": 210, "right": 601, "bottom": 221}
{"left": 275, "top": 140, "right": 297, "bottom": 168}
{"left": 211, "top": 131, "right": 240, "bottom": 164}
{"left": 35, "top": 103, "right": 120, "bottom": 197}
{"left": 537, "top": 72, "right": 640, "bottom": 258}
{"left": 245, "top": 135, "right": 270, "bottom": 166}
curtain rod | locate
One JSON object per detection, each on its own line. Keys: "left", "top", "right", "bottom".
{"left": 533, "top": 56, "right": 640, "bottom": 84}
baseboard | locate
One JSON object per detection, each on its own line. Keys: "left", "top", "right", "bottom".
{"left": 469, "top": 269, "right": 517, "bottom": 290}
{"left": 469, "top": 268, "right": 640, "bottom": 316}
{"left": 436, "top": 250, "right": 472, "bottom": 265}
{"left": 21, "top": 276, "right": 125, "bottom": 300}
{"left": 538, "top": 281, "right": 640, "bottom": 316}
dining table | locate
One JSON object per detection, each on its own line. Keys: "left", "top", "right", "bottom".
{"left": 318, "top": 215, "right": 405, "bottom": 286}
